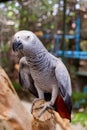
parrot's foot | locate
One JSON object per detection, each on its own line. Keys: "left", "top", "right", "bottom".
{"left": 31, "top": 98, "right": 44, "bottom": 113}
{"left": 35, "top": 101, "right": 54, "bottom": 117}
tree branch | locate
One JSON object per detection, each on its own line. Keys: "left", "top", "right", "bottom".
{"left": 0, "top": 66, "right": 31, "bottom": 130}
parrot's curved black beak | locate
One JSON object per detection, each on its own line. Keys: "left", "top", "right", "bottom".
{"left": 12, "top": 40, "right": 23, "bottom": 51}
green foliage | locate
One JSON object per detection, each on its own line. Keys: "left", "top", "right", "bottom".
{"left": 12, "top": 81, "right": 21, "bottom": 90}
{"left": 3, "top": 127, "right": 7, "bottom": 130}
{"left": 0, "top": 44, "right": 10, "bottom": 69}
{"left": 80, "top": 40, "right": 87, "bottom": 51}
{"left": 72, "top": 92, "right": 87, "bottom": 102}
{"left": 1, "top": 57, "right": 9, "bottom": 68}
{"left": 72, "top": 92, "right": 87, "bottom": 108}
{"left": 0, "top": 44, "right": 9, "bottom": 52}
{"left": 31, "top": 14, "right": 37, "bottom": 22}
{"left": 72, "top": 112, "right": 87, "bottom": 125}
{"left": 7, "top": 11, "right": 13, "bottom": 17}
{"left": 4, "top": 0, "right": 20, "bottom": 30}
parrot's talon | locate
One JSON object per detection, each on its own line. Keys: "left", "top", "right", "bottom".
{"left": 38, "top": 106, "right": 47, "bottom": 117}
{"left": 37, "top": 102, "right": 54, "bottom": 117}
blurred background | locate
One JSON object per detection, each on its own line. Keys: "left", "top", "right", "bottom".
{"left": 0, "top": 0, "right": 87, "bottom": 129}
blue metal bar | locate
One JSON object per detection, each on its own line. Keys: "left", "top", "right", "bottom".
{"left": 42, "top": 34, "right": 75, "bottom": 40}
{"left": 55, "top": 51, "right": 87, "bottom": 59}
{"left": 53, "top": 36, "right": 59, "bottom": 52}
{"left": 75, "top": 16, "right": 81, "bottom": 51}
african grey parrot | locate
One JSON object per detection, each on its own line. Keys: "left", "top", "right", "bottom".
{"left": 12, "top": 30, "right": 72, "bottom": 120}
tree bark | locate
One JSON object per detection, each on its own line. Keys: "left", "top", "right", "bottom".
{"left": 0, "top": 66, "right": 31, "bottom": 130}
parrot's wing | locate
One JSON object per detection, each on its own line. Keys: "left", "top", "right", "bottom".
{"left": 55, "top": 62, "right": 72, "bottom": 114}
{"left": 19, "top": 57, "right": 38, "bottom": 97}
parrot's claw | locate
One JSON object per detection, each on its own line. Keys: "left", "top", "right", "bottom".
{"left": 37, "top": 102, "right": 54, "bottom": 117}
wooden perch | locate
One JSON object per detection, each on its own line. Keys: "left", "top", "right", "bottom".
{"left": 0, "top": 66, "right": 32, "bottom": 130}
{"left": 32, "top": 99, "right": 72, "bottom": 130}
{"left": 0, "top": 66, "right": 72, "bottom": 130}
{"left": 32, "top": 99, "right": 56, "bottom": 130}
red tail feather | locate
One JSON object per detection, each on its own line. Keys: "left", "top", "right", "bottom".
{"left": 55, "top": 95, "right": 71, "bottom": 121}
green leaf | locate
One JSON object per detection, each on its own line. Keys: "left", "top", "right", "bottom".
{"left": 12, "top": 81, "right": 21, "bottom": 90}
{"left": 72, "top": 112, "right": 87, "bottom": 125}
{"left": 8, "top": 11, "right": 13, "bottom": 17}
{"left": 31, "top": 15, "right": 36, "bottom": 22}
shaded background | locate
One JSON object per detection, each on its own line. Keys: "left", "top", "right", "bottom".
{"left": 0, "top": 0, "right": 87, "bottom": 127}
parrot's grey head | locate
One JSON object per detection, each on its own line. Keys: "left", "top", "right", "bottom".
{"left": 12, "top": 30, "right": 43, "bottom": 55}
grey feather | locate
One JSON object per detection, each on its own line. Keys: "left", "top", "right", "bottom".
{"left": 19, "top": 57, "right": 52, "bottom": 101}
{"left": 19, "top": 57, "right": 38, "bottom": 97}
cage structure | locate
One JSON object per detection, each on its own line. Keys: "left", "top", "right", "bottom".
{"left": 43, "top": 16, "right": 87, "bottom": 60}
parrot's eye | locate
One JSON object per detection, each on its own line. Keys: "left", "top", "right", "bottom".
{"left": 27, "top": 36, "right": 30, "bottom": 39}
